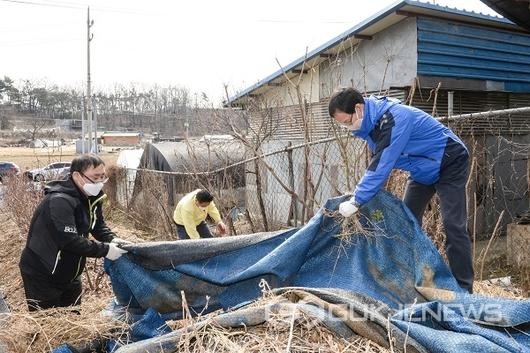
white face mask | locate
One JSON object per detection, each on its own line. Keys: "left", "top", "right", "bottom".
{"left": 198, "top": 206, "right": 207, "bottom": 211}
{"left": 83, "top": 182, "right": 104, "bottom": 196}
{"left": 352, "top": 118, "right": 363, "bottom": 130}
{"left": 353, "top": 107, "right": 364, "bottom": 130}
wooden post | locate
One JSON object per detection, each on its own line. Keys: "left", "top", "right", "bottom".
{"left": 287, "top": 142, "right": 298, "bottom": 227}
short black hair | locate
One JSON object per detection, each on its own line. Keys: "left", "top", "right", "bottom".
{"left": 70, "top": 154, "right": 105, "bottom": 174}
{"left": 328, "top": 87, "right": 364, "bottom": 117}
{"left": 196, "top": 189, "right": 214, "bottom": 203}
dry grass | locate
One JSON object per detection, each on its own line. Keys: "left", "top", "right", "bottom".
{"left": 323, "top": 209, "right": 376, "bottom": 242}
{"left": 166, "top": 288, "right": 392, "bottom": 353}
{"left": 123, "top": 170, "right": 177, "bottom": 239}
{"left": 0, "top": 166, "right": 527, "bottom": 352}
{"left": 0, "top": 203, "right": 386, "bottom": 353}
{"left": 0, "top": 212, "right": 27, "bottom": 311}
{"left": 474, "top": 280, "right": 524, "bottom": 300}
{"left": 0, "top": 211, "right": 124, "bottom": 353}
{"left": 0, "top": 146, "right": 118, "bottom": 170}
{"left": 0, "top": 179, "right": 126, "bottom": 353}
{"left": 1, "top": 177, "right": 43, "bottom": 235}
{"left": 0, "top": 295, "right": 127, "bottom": 353}
{"left": 175, "top": 315, "right": 390, "bottom": 353}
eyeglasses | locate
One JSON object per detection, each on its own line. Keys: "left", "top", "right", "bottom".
{"left": 80, "top": 172, "right": 109, "bottom": 184}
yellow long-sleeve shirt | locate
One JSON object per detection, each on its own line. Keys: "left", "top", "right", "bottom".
{"left": 173, "top": 189, "right": 222, "bottom": 239}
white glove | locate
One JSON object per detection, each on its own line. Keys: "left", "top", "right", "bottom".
{"left": 111, "top": 237, "right": 132, "bottom": 245}
{"left": 106, "top": 243, "right": 128, "bottom": 261}
{"left": 338, "top": 200, "right": 359, "bottom": 218}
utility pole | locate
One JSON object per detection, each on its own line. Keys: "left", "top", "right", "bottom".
{"left": 86, "top": 6, "right": 94, "bottom": 153}
{"left": 81, "top": 96, "right": 86, "bottom": 153}
{"left": 185, "top": 109, "right": 190, "bottom": 139}
{"left": 93, "top": 97, "right": 98, "bottom": 154}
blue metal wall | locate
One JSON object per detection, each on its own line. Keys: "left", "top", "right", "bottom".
{"left": 417, "top": 17, "right": 530, "bottom": 92}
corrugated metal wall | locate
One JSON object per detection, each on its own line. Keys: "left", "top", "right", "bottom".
{"left": 249, "top": 88, "right": 529, "bottom": 139}
{"left": 417, "top": 17, "right": 530, "bottom": 92}
{"left": 248, "top": 89, "right": 407, "bottom": 141}
{"left": 408, "top": 89, "right": 530, "bottom": 135}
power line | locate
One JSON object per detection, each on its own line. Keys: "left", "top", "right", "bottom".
{"left": 0, "top": 0, "right": 80, "bottom": 9}
{"left": 0, "top": 37, "right": 82, "bottom": 46}
{"left": 0, "top": 0, "right": 145, "bottom": 14}
{"left": 0, "top": 0, "right": 359, "bottom": 20}
{"left": 36, "top": 0, "right": 142, "bottom": 14}
{"left": 0, "top": 20, "right": 78, "bottom": 29}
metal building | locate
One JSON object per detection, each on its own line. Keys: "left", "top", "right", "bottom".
{"left": 228, "top": 0, "right": 530, "bottom": 236}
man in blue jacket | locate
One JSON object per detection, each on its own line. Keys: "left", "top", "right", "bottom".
{"left": 328, "top": 87, "right": 473, "bottom": 293}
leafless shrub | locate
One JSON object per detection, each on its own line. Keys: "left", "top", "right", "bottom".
{"left": 1, "top": 176, "right": 43, "bottom": 236}
{"left": 0, "top": 199, "right": 122, "bottom": 353}
{"left": 129, "top": 170, "right": 175, "bottom": 239}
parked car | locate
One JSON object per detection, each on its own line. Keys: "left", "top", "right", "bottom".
{"left": 26, "top": 162, "right": 71, "bottom": 182}
{"left": 0, "top": 162, "right": 21, "bottom": 183}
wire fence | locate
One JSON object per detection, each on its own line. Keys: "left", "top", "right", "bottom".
{"left": 105, "top": 107, "right": 530, "bottom": 246}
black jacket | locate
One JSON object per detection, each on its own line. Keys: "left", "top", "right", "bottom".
{"left": 19, "top": 177, "right": 115, "bottom": 283}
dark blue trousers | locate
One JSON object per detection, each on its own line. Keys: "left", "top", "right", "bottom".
{"left": 403, "top": 138, "right": 474, "bottom": 293}
{"left": 175, "top": 221, "right": 213, "bottom": 240}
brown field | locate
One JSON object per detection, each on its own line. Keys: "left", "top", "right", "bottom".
{"left": 0, "top": 146, "right": 119, "bottom": 170}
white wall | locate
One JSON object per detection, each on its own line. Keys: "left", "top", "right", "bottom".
{"left": 252, "top": 17, "right": 417, "bottom": 108}
{"left": 259, "top": 66, "right": 321, "bottom": 107}
{"left": 319, "top": 17, "right": 417, "bottom": 98}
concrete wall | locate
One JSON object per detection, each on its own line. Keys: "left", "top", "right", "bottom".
{"left": 319, "top": 17, "right": 418, "bottom": 99}
{"left": 249, "top": 17, "right": 417, "bottom": 108}
{"left": 260, "top": 67, "right": 321, "bottom": 107}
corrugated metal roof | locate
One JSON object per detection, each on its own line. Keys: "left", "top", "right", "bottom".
{"left": 228, "top": 0, "right": 521, "bottom": 106}
{"left": 480, "top": 0, "right": 530, "bottom": 30}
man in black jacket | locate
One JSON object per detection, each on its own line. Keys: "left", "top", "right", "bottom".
{"left": 19, "top": 154, "right": 128, "bottom": 311}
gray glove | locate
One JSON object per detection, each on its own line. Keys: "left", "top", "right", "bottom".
{"left": 106, "top": 243, "right": 128, "bottom": 261}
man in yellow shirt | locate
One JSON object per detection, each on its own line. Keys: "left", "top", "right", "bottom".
{"left": 173, "top": 189, "right": 227, "bottom": 239}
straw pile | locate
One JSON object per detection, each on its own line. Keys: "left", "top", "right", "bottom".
{"left": 169, "top": 278, "right": 524, "bottom": 353}
{"left": 167, "top": 291, "right": 391, "bottom": 353}
{"left": 174, "top": 318, "right": 389, "bottom": 353}
{"left": 0, "top": 295, "right": 127, "bottom": 353}
{"left": 474, "top": 279, "right": 525, "bottom": 300}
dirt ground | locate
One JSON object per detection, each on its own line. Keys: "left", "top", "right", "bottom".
{"left": 0, "top": 145, "right": 119, "bottom": 170}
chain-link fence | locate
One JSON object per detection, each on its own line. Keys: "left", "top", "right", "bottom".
{"left": 105, "top": 107, "right": 529, "bottom": 247}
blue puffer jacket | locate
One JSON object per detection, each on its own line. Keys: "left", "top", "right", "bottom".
{"left": 353, "top": 96, "right": 467, "bottom": 205}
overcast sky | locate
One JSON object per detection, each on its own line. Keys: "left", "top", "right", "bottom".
{"left": 0, "top": 0, "right": 500, "bottom": 105}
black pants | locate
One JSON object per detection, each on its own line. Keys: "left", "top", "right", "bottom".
{"left": 175, "top": 221, "right": 213, "bottom": 240}
{"left": 403, "top": 138, "right": 474, "bottom": 293}
{"left": 21, "top": 272, "right": 82, "bottom": 311}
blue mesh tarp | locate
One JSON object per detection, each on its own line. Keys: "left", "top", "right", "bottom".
{"left": 51, "top": 345, "right": 73, "bottom": 353}
{"left": 103, "top": 191, "right": 530, "bottom": 353}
